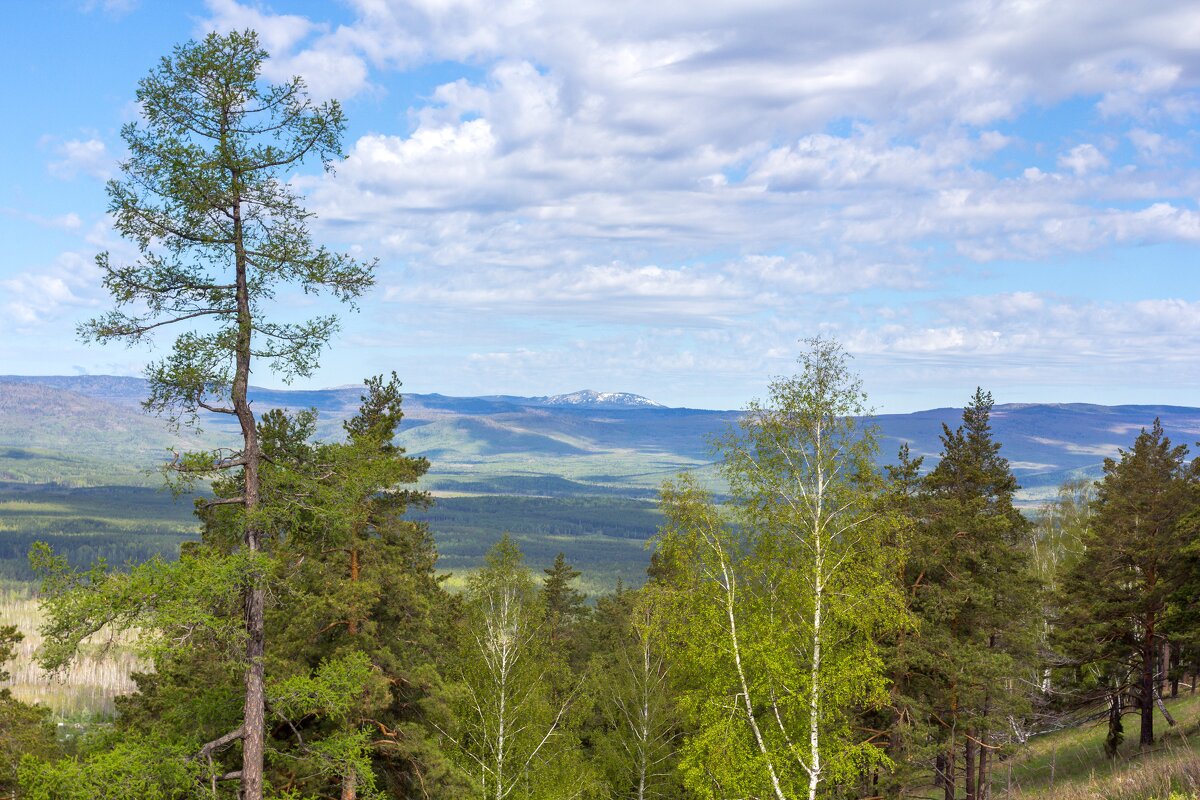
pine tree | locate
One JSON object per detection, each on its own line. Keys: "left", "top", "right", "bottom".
{"left": 541, "top": 552, "right": 588, "bottom": 665}
{"left": 901, "top": 389, "right": 1039, "bottom": 800}
{"left": 75, "top": 28, "right": 374, "bottom": 798}
{"left": 23, "top": 379, "right": 451, "bottom": 797}
{"left": 1057, "top": 419, "right": 1196, "bottom": 748}
{"left": 259, "top": 375, "right": 458, "bottom": 797}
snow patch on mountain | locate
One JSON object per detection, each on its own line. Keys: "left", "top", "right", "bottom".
{"left": 538, "top": 390, "right": 664, "bottom": 408}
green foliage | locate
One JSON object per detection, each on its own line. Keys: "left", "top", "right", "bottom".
{"left": 541, "top": 552, "right": 588, "bottom": 660}
{"left": 444, "top": 535, "right": 597, "bottom": 800}
{"left": 257, "top": 376, "right": 460, "bottom": 798}
{"left": 582, "top": 585, "right": 683, "bottom": 800}
{"left": 79, "top": 28, "right": 373, "bottom": 423}
{"left": 655, "top": 338, "right": 907, "bottom": 800}
{"left": 887, "top": 388, "right": 1040, "bottom": 796}
{"left": 30, "top": 542, "right": 255, "bottom": 672}
{"left": 20, "top": 379, "right": 450, "bottom": 798}
{"left": 1056, "top": 419, "right": 1198, "bottom": 748}
{"left": 0, "top": 625, "right": 57, "bottom": 795}
{"left": 18, "top": 740, "right": 200, "bottom": 800}
{"left": 69, "top": 26, "right": 379, "bottom": 798}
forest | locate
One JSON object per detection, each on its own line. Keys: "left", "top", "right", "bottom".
{"left": 3, "top": 28, "right": 1200, "bottom": 800}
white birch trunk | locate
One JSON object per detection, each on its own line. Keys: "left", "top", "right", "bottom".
{"left": 808, "top": 420, "right": 825, "bottom": 800}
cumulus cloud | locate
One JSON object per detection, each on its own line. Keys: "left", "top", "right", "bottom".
{"left": 1058, "top": 143, "right": 1109, "bottom": 175}
{"left": 170, "top": 1, "right": 1200, "bottom": 407}
{"left": 45, "top": 137, "right": 112, "bottom": 180}
{"left": 0, "top": 252, "right": 103, "bottom": 330}
{"left": 202, "top": 0, "right": 372, "bottom": 101}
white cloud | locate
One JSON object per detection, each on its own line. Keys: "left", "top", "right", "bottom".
{"left": 183, "top": 0, "right": 1200, "bottom": 278}
{"left": 1058, "top": 143, "right": 1109, "bottom": 176}
{"left": 45, "top": 137, "right": 111, "bottom": 180}
{"left": 0, "top": 252, "right": 103, "bottom": 330}
{"left": 107, "top": 1, "right": 1200, "bottom": 408}
{"left": 201, "top": 0, "right": 372, "bottom": 101}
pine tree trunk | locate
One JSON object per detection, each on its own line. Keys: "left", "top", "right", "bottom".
{"left": 965, "top": 733, "right": 976, "bottom": 800}
{"left": 233, "top": 174, "right": 266, "bottom": 800}
{"left": 977, "top": 733, "right": 990, "bottom": 800}
{"left": 977, "top": 677, "right": 992, "bottom": 800}
{"left": 341, "top": 766, "right": 357, "bottom": 800}
{"left": 1141, "top": 616, "right": 1156, "bottom": 747}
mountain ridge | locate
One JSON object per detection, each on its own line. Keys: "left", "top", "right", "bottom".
{"left": 3, "top": 375, "right": 1198, "bottom": 502}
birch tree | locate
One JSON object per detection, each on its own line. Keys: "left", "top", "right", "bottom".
{"left": 588, "top": 588, "right": 681, "bottom": 800}
{"left": 445, "top": 536, "right": 589, "bottom": 800}
{"left": 656, "top": 338, "right": 906, "bottom": 800}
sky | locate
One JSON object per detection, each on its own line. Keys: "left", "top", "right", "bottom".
{"left": 2, "top": 0, "right": 1199, "bottom": 411}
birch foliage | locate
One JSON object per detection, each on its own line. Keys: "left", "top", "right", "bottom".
{"left": 445, "top": 536, "right": 593, "bottom": 800}
{"left": 656, "top": 339, "right": 907, "bottom": 800}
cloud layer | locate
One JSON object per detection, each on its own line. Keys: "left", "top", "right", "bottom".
{"left": 10, "top": 0, "right": 1199, "bottom": 409}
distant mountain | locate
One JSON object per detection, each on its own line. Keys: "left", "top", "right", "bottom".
{"left": 5, "top": 375, "right": 1200, "bottom": 584}
{"left": 2, "top": 375, "right": 1198, "bottom": 503}
{"left": 0, "top": 379, "right": 206, "bottom": 486}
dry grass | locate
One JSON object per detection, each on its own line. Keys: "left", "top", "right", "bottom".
{"left": 0, "top": 586, "right": 141, "bottom": 718}
{"left": 1000, "top": 693, "right": 1200, "bottom": 800}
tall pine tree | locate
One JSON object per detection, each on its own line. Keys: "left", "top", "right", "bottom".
{"left": 898, "top": 389, "right": 1039, "bottom": 800}
{"left": 1057, "top": 419, "right": 1196, "bottom": 748}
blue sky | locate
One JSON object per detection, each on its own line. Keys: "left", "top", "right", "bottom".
{"left": 3, "top": 0, "right": 1199, "bottom": 411}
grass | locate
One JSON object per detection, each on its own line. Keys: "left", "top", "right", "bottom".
{"left": 1, "top": 588, "right": 141, "bottom": 718}
{"left": 1000, "top": 692, "right": 1200, "bottom": 799}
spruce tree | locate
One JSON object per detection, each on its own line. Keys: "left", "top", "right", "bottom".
{"left": 541, "top": 551, "right": 588, "bottom": 664}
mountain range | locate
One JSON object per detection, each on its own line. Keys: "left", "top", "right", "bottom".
{"left": 2, "top": 374, "right": 1197, "bottom": 500}
{"left": 2, "top": 375, "right": 1198, "bottom": 584}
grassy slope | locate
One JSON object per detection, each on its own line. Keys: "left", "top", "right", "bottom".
{"left": 1002, "top": 693, "right": 1200, "bottom": 799}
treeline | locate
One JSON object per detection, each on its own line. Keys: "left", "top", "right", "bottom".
{"left": 4, "top": 341, "right": 1199, "bottom": 799}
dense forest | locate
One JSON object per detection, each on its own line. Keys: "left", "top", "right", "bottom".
{"left": 3, "top": 29, "right": 1200, "bottom": 800}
